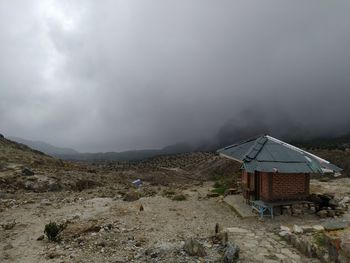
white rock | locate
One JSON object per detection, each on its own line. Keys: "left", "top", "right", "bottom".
{"left": 280, "top": 226, "right": 291, "bottom": 232}
{"left": 301, "top": 225, "right": 313, "bottom": 233}
{"left": 279, "top": 231, "right": 291, "bottom": 238}
{"left": 293, "top": 225, "right": 303, "bottom": 234}
{"left": 312, "top": 225, "right": 325, "bottom": 232}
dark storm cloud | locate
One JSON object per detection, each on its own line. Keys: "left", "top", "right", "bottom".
{"left": 1, "top": 1, "right": 350, "bottom": 152}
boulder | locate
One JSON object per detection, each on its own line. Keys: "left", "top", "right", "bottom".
{"left": 323, "top": 221, "right": 349, "bottom": 231}
{"left": 293, "top": 225, "right": 303, "bottom": 234}
{"left": 183, "top": 238, "right": 206, "bottom": 257}
{"left": 222, "top": 243, "right": 240, "bottom": 263}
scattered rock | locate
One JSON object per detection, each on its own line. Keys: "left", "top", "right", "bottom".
{"left": 222, "top": 243, "right": 240, "bottom": 263}
{"left": 317, "top": 210, "right": 328, "bottom": 218}
{"left": 37, "top": 235, "right": 45, "bottom": 241}
{"left": 1, "top": 220, "right": 16, "bottom": 230}
{"left": 183, "top": 238, "right": 206, "bottom": 257}
{"left": 22, "top": 168, "right": 34, "bottom": 176}
{"left": 207, "top": 192, "right": 220, "bottom": 198}
{"left": 3, "top": 243, "right": 13, "bottom": 250}
{"left": 46, "top": 251, "right": 60, "bottom": 259}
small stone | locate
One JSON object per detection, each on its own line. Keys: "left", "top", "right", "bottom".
{"left": 327, "top": 210, "right": 336, "bottom": 217}
{"left": 312, "top": 225, "right": 325, "bottom": 232}
{"left": 317, "top": 210, "right": 328, "bottom": 218}
{"left": 37, "top": 235, "right": 45, "bottom": 241}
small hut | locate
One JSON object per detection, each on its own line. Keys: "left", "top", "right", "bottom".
{"left": 217, "top": 135, "right": 341, "bottom": 207}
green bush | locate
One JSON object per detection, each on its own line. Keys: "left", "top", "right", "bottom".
{"left": 44, "top": 221, "right": 65, "bottom": 242}
{"left": 313, "top": 233, "right": 326, "bottom": 247}
{"left": 212, "top": 186, "right": 228, "bottom": 195}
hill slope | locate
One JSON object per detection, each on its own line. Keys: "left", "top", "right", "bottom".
{"left": 0, "top": 134, "right": 60, "bottom": 168}
{"left": 8, "top": 136, "right": 79, "bottom": 156}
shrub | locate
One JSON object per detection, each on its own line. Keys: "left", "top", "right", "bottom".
{"left": 313, "top": 233, "right": 326, "bottom": 247}
{"left": 162, "top": 189, "right": 176, "bottom": 198}
{"left": 212, "top": 182, "right": 228, "bottom": 195}
{"left": 44, "top": 221, "right": 65, "bottom": 242}
{"left": 172, "top": 194, "right": 187, "bottom": 201}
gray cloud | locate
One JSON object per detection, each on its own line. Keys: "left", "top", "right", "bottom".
{"left": 1, "top": 1, "right": 350, "bottom": 152}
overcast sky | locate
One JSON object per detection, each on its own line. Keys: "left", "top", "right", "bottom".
{"left": 1, "top": 1, "right": 350, "bottom": 152}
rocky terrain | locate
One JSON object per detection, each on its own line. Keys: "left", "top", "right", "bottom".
{"left": 0, "top": 134, "right": 349, "bottom": 262}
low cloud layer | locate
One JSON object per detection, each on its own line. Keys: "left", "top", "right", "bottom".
{"left": 1, "top": 1, "right": 350, "bottom": 152}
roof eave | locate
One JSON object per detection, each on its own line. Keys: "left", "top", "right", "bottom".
{"left": 219, "top": 153, "right": 243, "bottom": 163}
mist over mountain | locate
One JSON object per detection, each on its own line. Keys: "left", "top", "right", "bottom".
{"left": 1, "top": 1, "right": 350, "bottom": 152}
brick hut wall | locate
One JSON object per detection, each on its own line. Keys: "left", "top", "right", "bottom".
{"left": 271, "top": 173, "right": 309, "bottom": 201}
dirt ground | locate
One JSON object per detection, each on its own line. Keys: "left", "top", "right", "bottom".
{"left": 2, "top": 176, "right": 348, "bottom": 263}
{"left": 0, "top": 143, "right": 349, "bottom": 263}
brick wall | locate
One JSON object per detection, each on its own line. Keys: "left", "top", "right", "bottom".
{"left": 271, "top": 173, "right": 309, "bottom": 201}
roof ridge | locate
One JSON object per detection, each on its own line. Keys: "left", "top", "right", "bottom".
{"left": 243, "top": 136, "right": 268, "bottom": 162}
{"left": 221, "top": 134, "right": 266, "bottom": 150}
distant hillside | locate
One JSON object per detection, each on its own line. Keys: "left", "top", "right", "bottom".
{"left": 9, "top": 136, "right": 79, "bottom": 156}
{"left": 57, "top": 142, "right": 193, "bottom": 161}
{"left": 7, "top": 136, "right": 193, "bottom": 161}
{"left": 0, "top": 134, "right": 59, "bottom": 167}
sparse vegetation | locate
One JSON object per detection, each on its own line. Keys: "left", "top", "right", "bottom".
{"left": 162, "top": 189, "right": 176, "bottom": 198}
{"left": 211, "top": 179, "right": 231, "bottom": 195}
{"left": 44, "top": 221, "right": 65, "bottom": 242}
{"left": 313, "top": 232, "right": 326, "bottom": 247}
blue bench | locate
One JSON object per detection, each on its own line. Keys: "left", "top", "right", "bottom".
{"left": 250, "top": 200, "right": 274, "bottom": 218}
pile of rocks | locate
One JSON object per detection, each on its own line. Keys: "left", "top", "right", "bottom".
{"left": 279, "top": 221, "right": 350, "bottom": 263}
{"left": 281, "top": 203, "right": 316, "bottom": 216}
{"left": 309, "top": 194, "right": 349, "bottom": 218}
{"left": 278, "top": 224, "right": 328, "bottom": 261}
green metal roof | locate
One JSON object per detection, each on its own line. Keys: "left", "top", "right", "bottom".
{"left": 217, "top": 135, "right": 342, "bottom": 174}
